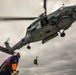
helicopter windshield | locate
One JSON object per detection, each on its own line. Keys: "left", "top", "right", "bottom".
{"left": 60, "top": 7, "right": 64, "bottom": 10}
{"left": 27, "top": 18, "right": 41, "bottom": 34}
{"left": 27, "top": 18, "right": 40, "bottom": 29}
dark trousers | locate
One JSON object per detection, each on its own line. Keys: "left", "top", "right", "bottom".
{"left": 0, "top": 67, "right": 10, "bottom": 75}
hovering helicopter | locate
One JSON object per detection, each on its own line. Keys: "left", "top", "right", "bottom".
{"left": 0, "top": 0, "right": 76, "bottom": 55}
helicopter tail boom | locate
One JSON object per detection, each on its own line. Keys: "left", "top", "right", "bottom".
{"left": 8, "top": 37, "right": 29, "bottom": 52}
{"left": 0, "top": 46, "right": 15, "bottom": 55}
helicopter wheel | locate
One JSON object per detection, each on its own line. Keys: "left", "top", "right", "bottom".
{"left": 27, "top": 45, "right": 31, "bottom": 49}
{"left": 60, "top": 32, "right": 65, "bottom": 37}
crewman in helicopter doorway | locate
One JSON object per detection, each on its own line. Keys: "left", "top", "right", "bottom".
{"left": 0, "top": 52, "right": 20, "bottom": 75}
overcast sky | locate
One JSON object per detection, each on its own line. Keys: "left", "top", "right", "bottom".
{"left": 0, "top": 0, "right": 76, "bottom": 75}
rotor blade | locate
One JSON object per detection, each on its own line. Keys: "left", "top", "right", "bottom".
{"left": 43, "top": 0, "right": 47, "bottom": 15}
{"left": 0, "top": 17, "right": 38, "bottom": 21}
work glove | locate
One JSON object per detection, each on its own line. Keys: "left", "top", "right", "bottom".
{"left": 11, "top": 70, "right": 19, "bottom": 75}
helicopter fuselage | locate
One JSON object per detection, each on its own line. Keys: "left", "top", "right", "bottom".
{"left": 1, "top": 1, "right": 76, "bottom": 53}
{"left": 9, "top": 5, "right": 76, "bottom": 51}
{"left": 25, "top": 5, "right": 76, "bottom": 44}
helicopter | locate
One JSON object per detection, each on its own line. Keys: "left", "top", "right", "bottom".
{"left": 0, "top": 0, "right": 76, "bottom": 55}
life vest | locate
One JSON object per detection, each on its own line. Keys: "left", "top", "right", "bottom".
{"left": 11, "top": 63, "right": 17, "bottom": 71}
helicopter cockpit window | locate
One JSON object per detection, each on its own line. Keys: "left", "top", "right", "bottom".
{"left": 60, "top": 7, "right": 64, "bottom": 10}
{"left": 27, "top": 25, "right": 31, "bottom": 30}
{"left": 30, "top": 22, "right": 41, "bottom": 33}
{"left": 27, "top": 22, "right": 41, "bottom": 34}
{"left": 27, "top": 25, "right": 31, "bottom": 34}
{"left": 41, "top": 17, "right": 49, "bottom": 27}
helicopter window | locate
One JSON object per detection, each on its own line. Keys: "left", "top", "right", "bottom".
{"left": 60, "top": 7, "right": 64, "bottom": 10}
{"left": 27, "top": 23, "right": 39, "bottom": 34}
{"left": 30, "top": 22, "right": 41, "bottom": 33}
{"left": 27, "top": 25, "right": 31, "bottom": 29}
{"left": 41, "top": 17, "right": 49, "bottom": 27}
{"left": 31, "top": 28, "right": 37, "bottom": 33}
{"left": 26, "top": 19, "right": 41, "bottom": 35}
{"left": 35, "top": 22, "right": 41, "bottom": 28}
{"left": 48, "top": 16, "right": 57, "bottom": 25}
{"left": 27, "top": 29, "right": 31, "bottom": 34}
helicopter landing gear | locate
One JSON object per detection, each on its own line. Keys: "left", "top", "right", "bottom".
{"left": 60, "top": 32, "right": 65, "bottom": 37}
{"left": 59, "top": 30, "right": 65, "bottom": 37}
{"left": 27, "top": 44, "right": 31, "bottom": 49}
